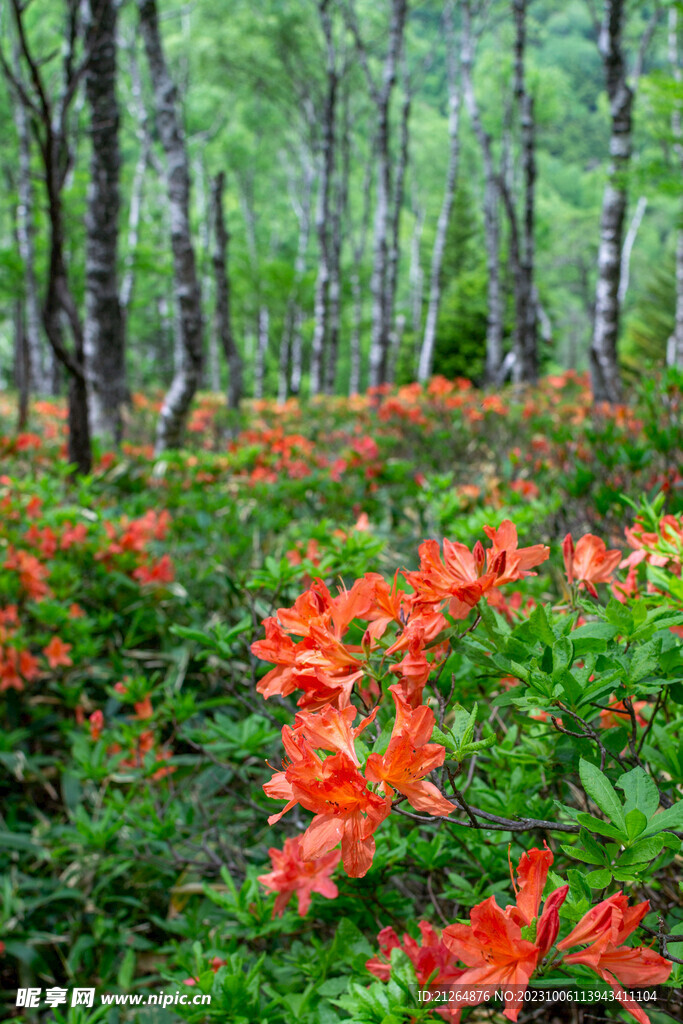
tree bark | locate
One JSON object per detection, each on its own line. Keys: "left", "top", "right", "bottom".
{"left": 510, "top": 0, "right": 538, "bottom": 384}
{"left": 325, "top": 85, "right": 351, "bottom": 394}
{"left": 590, "top": 0, "right": 633, "bottom": 403}
{"left": 462, "top": 0, "right": 503, "bottom": 384}
{"left": 310, "top": 0, "right": 337, "bottom": 396}
{"left": 211, "top": 171, "right": 243, "bottom": 410}
{"left": 667, "top": 8, "right": 683, "bottom": 369}
{"left": 12, "top": 45, "right": 48, "bottom": 394}
{"left": 418, "top": 0, "right": 461, "bottom": 383}
{"left": 84, "top": 0, "right": 126, "bottom": 443}
{"left": 137, "top": 0, "right": 203, "bottom": 451}
{"left": 282, "top": 153, "right": 314, "bottom": 402}
{"left": 346, "top": 0, "right": 408, "bottom": 388}
{"left": 385, "top": 62, "right": 411, "bottom": 383}
{"left": 255, "top": 306, "right": 269, "bottom": 400}
{"left": 14, "top": 300, "right": 29, "bottom": 431}
{"left": 349, "top": 157, "right": 373, "bottom": 395}
{"left": 5, "top": 0, "right": 93, "bottom": 473}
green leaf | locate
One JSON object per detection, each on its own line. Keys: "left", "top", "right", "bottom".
{"left": 527, "top": 604, "right": 556, "bottom": 646}
{"left": 617, "top": 835, "right": 666, "bottom": 866}
{"left": 576, "top": 812, "right": 625, "bottom": 841}
{"left": 624, "top": 809, "right": 648, "bottom": 840}
{"left": 642, "top": 801, "right": 683, "bottom": 837}
{"left": 616, "top": 767, "right": 660, "bottom": 819}
{"left": 579, "top": 759, "right": 626, "bottom": 831}
{"left": 586, "top": 868, "right": 612, "bottom": 888}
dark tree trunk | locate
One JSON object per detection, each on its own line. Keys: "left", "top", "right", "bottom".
{"left": 12, "top": 47, "right": 48, "bottom": 394}
{"left": 211, "top": 171, "right": 243, "bottom": 410}
{"left": 84, "top": 0, "right": 126, "bottom": 443}
{"left": 5, "top": 0, "right": 93, "bottom": 473}
{"left": 511, "top": 0, "right": 538, "bottom": 384}
{"left": 14, "top": 300, "right": 29, "bottom": 431}
{"left": 138, "top": 0, "right": 203, "bottom": 451}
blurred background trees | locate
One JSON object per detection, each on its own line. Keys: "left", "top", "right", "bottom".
{"left": 0, "top": 0, "right": 681, "bottom": 459}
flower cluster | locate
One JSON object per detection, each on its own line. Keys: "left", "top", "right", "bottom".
{"left": 367, "top": 846, "right": 671, "bottom": 1024}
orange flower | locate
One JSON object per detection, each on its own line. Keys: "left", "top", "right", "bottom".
{"left": 367, "top": 921, "right": 464, "bottom": 1020}
{"left": 43, "top": 636, "right": 73, "bottom": 669}
{"left": 89, "top": 710, "right": 104, "bottom": 740}
{"left": 289, "top": 751, "right": 391, "bottom": 877}
{"left": 134, "top": 696, "right": 154, "bottom": 720}
{"left": 133, "top": 554, "right": 174, "bottom": 586}
{"left": 442, "top": 846, "right": 569, "bottom": 1022}
{"left": 365, "top": 685, "right": 455, "bottom": 817}
{"left": 557, "top": 893, "right": 672, "bottom": 1024}
{"left": 599, "top": 696, "right": 648, "bottom": 731}
{"left": 258, "top": 836, "right": 340, "bottom": 917}
{"left": 563, "top": 533, "right": 622, "bottom": 598}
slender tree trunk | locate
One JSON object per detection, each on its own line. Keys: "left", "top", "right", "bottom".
{"left": 282, "top": 154, "right": 314, "bottom": 401}
{"left": 668, "top": 8, "right": 683, "bottom": 369}
{"left": 669, "top": 231, "right": 683, "bottom": 368}
{"left": 385, "top": 65, "right": 411, "bottom": 381}
{"left": 618, "top": 195, "right": 647, "bottom": 304}
{"left": 211, "top": 171, "right": 243, "bottom": 410}
{"left": 14, "top": 300, "right": 29, "bottom": 431}
{"left": 347, "top": 0, "right": 408, "bottom": 388}
{"left": 462, "top": 0, "right": 503, "bottom": 384}
{"left": 255, "top": 306, "right": 269, "bottom": 400}
{"left": 409, "top": 190, "right": 425, "bottom": 337}
{"left": 194, "top": 155, "right": 212, "bottom": 391}
{"left": 310, "top": 0, "right": 337, "bottom": 396}
{"left": 84, "top": 0, "right": 126, "bottom": 443}
{"left": 418, "top": 0, "right": 461, "bottom": 382}
{"left": 12, "top": 49, "right": 47, "bottom": 394}
{"left": 138, "top": 0, "right": 203, "bottom": 450}
{"left": 510, "top": 0, "right": 538, "bottom": 384}
{"left": 325, "top": 87, "right": 351, "bottom": 394}
{"left": 290, "top": 315, "right": 304, "bottom": 396}
{"left": 349, "top": 157, "right": 373, "bottom": 395}
{"left": 590, "top": 0, "right": 633, "bottom": 403}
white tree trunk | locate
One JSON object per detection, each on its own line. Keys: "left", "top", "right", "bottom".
{"left": 418, "top": 0, "right": 461, "bottom": 383}
{"left": 590, "top": 0, "right": 634, "bottom": 404}
{"left": 138, "top": 0, "right": 203, "bottom": 450}
{"left": 84, "top": 0, "right": 127, "bottom": 443}
{"left": 462, "top": 0, "right": 503, "bottom": 384}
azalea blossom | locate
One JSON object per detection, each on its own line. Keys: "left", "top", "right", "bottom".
{"left": 365, "top": 685, "right": 455, "bottom": 816}
{"left": 258, "top": 836, "right": 340, "bottom": 917}
{"left": 367, "top": 921, "right": 464, "bottom": 1021}
{"left": 43, "top": 636, "right": 73, "bottom": 669}
{"left": 442, "top": 846, "right": 569, "bottom": 1022}
{"left": 563, "top": 533, "right": 622, "bottom": 598}
{"left": 557, "top": 893, "right": 672, "bottom": 1024}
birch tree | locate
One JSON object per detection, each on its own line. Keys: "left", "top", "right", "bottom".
{"left": 137, "top": 0, "right": 203, "bottom": 451}
{"left": 589, "top": 0, "right": 661, "bottom": 403}
{"left": 667, "top": 6, "right": 683, "bottom": 369}
{"left": 211, "top": 171, "right": 243, "bottom": 410}
{"left": 84, "top": 0, "right": 126, "bottom": 443}
{"left": 418, "top": 0, "right": 462, "bottom": 383}
{"left": 461, "top": 0, "right": 504, "bottom": 384}
{"left": 345, "top": 0, "right": 409, "bottom": 389}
